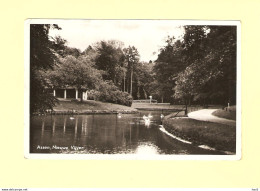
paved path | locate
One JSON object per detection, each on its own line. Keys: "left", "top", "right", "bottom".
{"left": 188, "top": 109, "right": 236, "bottom": 127}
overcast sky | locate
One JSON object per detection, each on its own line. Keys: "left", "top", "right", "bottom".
{"left": 49, "top": 20, "right": 185, "bottom": 62}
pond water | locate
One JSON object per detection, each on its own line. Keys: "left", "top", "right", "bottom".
{"left": 30, "top": 110, "right": 224, "bottom": 155}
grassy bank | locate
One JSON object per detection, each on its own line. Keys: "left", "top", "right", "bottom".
{"left": 132, "top": 103, "right": 222, "bottom": 110}
{"left": 54, "top": 100, "right": 137, "bottom": 112}
{"left": 163, "top": 116, "right": 236, "bottom": 152}
{"left": 212, "top": 105, "right": 236, "bottom": 120}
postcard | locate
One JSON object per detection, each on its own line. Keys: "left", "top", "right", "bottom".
{"left": 24, "top": 19, "right": 241, "bottom": 160}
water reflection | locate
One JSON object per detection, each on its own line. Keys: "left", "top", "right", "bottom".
{"left": 135, "top": 143, "right": 159, "bottom": 155}
{"left": 63, "top": 116, "right": 66, "bottom": 134}
{"left": 30, "top": 111, "right": 224, "bottom": 155}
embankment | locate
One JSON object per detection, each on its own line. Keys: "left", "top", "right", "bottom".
{"left": 162, "top": 114, "right": 236, "bottom": 153}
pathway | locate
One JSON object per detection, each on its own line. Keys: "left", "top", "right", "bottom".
{"left": 188, "top": 109, "right": 236, "bottom": 127}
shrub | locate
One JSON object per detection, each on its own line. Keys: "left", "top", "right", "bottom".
{"left": 95, "top": 81, "right": 133, "bottom": 106}
{"left": 87, "top": 90, "right": 97, "bottom": 100}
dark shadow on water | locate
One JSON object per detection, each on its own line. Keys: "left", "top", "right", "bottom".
{"left": 30, "top": 111, "right": 225, "bottom": 155}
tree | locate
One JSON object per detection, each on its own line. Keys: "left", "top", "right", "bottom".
{"left": 154, "top": 38, "right": 186, "bottom": 103}
{"left": 82, "top": 45, "right": 98, "bottom": 61}
{"left": 174, "top": 25, "right": 237, "bottom": 106}
{"left": 123, "top": 46, "right": 140, "bottom": 96}
{"left": 174, "top": 67, "right": 194, "bottom": 114}
{"left": 30, "top": 24, "right": 61, "bottom": 70}
{"left": 51, "top": 35, "right": 67, "bottom": 57}
{"left": 182, "top": 25, "right": 208, "bottom": 63}
{"left": 132, "top": 62, "right": 153, "bottom": 99}
{"left": 95, "top": 41, "right": 125, "bottom": 86}
{"left": 63, "top": 47, "right": 81, "bottom": 58}
{"left": 45, "top": 55, "right": 102, "bottom": 102}
{"left": 206, "top": 26, "right": 237, "bottom": 105}
{"left": 30, "top": 24, "right": 61, "bottom": 113}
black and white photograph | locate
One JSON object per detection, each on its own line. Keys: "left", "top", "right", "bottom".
{"left": 25, "top": 19, "right": 241, "bottom": 159}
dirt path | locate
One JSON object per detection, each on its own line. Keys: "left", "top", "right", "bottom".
{"left": 188, "top": 109, "right": 236, "bottom": 127}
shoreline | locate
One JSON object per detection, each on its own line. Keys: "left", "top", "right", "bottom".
{"left": 162, "top": 113, "right": 236, "bottom": 153}
{"left": 159, "top": 125, "right": 235, "bottom": 155}
{"left": 134, "top": 108, "right": 182, "bottom": 112}
{"left": 32, "top": 109, "right": 139, "bottom": 116}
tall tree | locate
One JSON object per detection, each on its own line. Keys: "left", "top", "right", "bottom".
{"left": 95, "top": 41, "right": 125, "bottom": 86}
{"left": 82, "top": 45, "right": 98, "bottom": 61}
{"left": 182, "top": 25, "right": 208, "bottom": 63}
{"left": 123, "top": 46, "right": 140, "bottom": 96}
{"left": 154, "top": 38, "right": 186, "bottom": 103}
{"left": 132, "top": 62, "right": 153, "bottom": 99}
{"left": 30, "top": 24, "right": 61, "bottom": 113}
{"left": 174, "top": 25, "right": 237, "bottom": 106}
{"left": 206, "top": 26, "right": 237, "bottom": 105}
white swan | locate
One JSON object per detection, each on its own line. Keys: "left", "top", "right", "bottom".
{"left": 143, "top": 115, "right": 148, "bottom": 120}
{"left": 143, "top": 115, "right": 151, "bottom": 126}
{"left": 143, "top": 114, "right": 153, "bottom": 120}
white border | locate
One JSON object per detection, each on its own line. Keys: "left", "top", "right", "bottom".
{"left": 24, "top": 19, "right": 241, "bottom": 160}
{"left": 1, "top": 188, "right": 254, "bottom": 191}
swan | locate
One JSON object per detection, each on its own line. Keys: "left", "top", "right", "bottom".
{"left": 143, "top": 114, "right": 152, "bottom": 119}
{"left": 143, "top": 115, "right": 151, "bottom": 126}
{"left": 144, "top": 118, "right": 150, "bottom": 126}
{"left": 143, "top": 115, "right": 148, "bottom": 120}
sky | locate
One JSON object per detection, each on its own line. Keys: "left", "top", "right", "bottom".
{"left": 49, "top": 20, "right": 185, "bottom": 62}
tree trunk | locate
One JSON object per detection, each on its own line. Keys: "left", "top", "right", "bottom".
{"left": 185, "top": 99, "right": 188, "bottom": 115}
{"left": 126, "top": 77, "right": 129, "bottom": 93}
{"left": 123, "top": 72, "right": 125, "bottom": 92}
{"left": 130, "top": 68, "right": 133, "bottom": 96}
{"left": 137, "top": 86, "right": 140, "bottom": 99}
{"left": 143, "top": 88, "right": 147, "bottom": 99}
{"left": 80, "top": 89, "right": 83, "bottom": 102}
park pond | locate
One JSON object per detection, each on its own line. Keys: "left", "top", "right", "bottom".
{"left": 30, "top": 110, "right": 224, "bottom": 155}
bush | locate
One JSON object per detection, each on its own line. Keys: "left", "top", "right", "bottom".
{"left": 87, "top": 90, "right": 96, "bottom": 100}
{"left": 95, "top": 81, "right": 133, "bottom": 106}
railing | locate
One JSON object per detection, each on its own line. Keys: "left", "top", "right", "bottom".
{"left": 133, "top": 99, "right": 158, "bottom": 103}
{"left": 164, "top": 105, "right": 204, "bottom": 118}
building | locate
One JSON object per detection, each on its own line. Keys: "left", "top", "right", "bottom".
{"left": 53, "top": 87, "right": 88, "bottom": 100}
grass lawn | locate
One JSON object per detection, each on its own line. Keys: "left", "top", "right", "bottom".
{"left": 54, "top": 100, "right": 137, "bottom": 111}
{"left": 163, "top": 117, "right": 236, "bottom": 152}
{"left": 132, "top": 103, "right": 181, "bottom": 109}
{"left": 212, "top": 105, "right": 236, "bottom": 120}
{"left": 132, "top": 103, "right": 222, "bottom": 110}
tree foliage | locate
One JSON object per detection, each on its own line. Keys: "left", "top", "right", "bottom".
{"left": 174, "top": 25, "right": 237, "bottom": 105}
{"left": 95, "top": 41, "right": 125, "bottom": 85}
{"left": 31, "top": 24, "right": 236, "bottom": 110}
{"left": 154, "top": 38, "right": 186, "bottom": 103}
{"left": 44, "top": 55, "right": 102, "bottom": 102}
{"left": 153, "top": 25, "right": 237, "bottom": 106}
{"left": 123, "top": 46, "right": 140, "bottom": 96}
{"left": 30, "top": 24, "right": 61, "bottom": 113}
